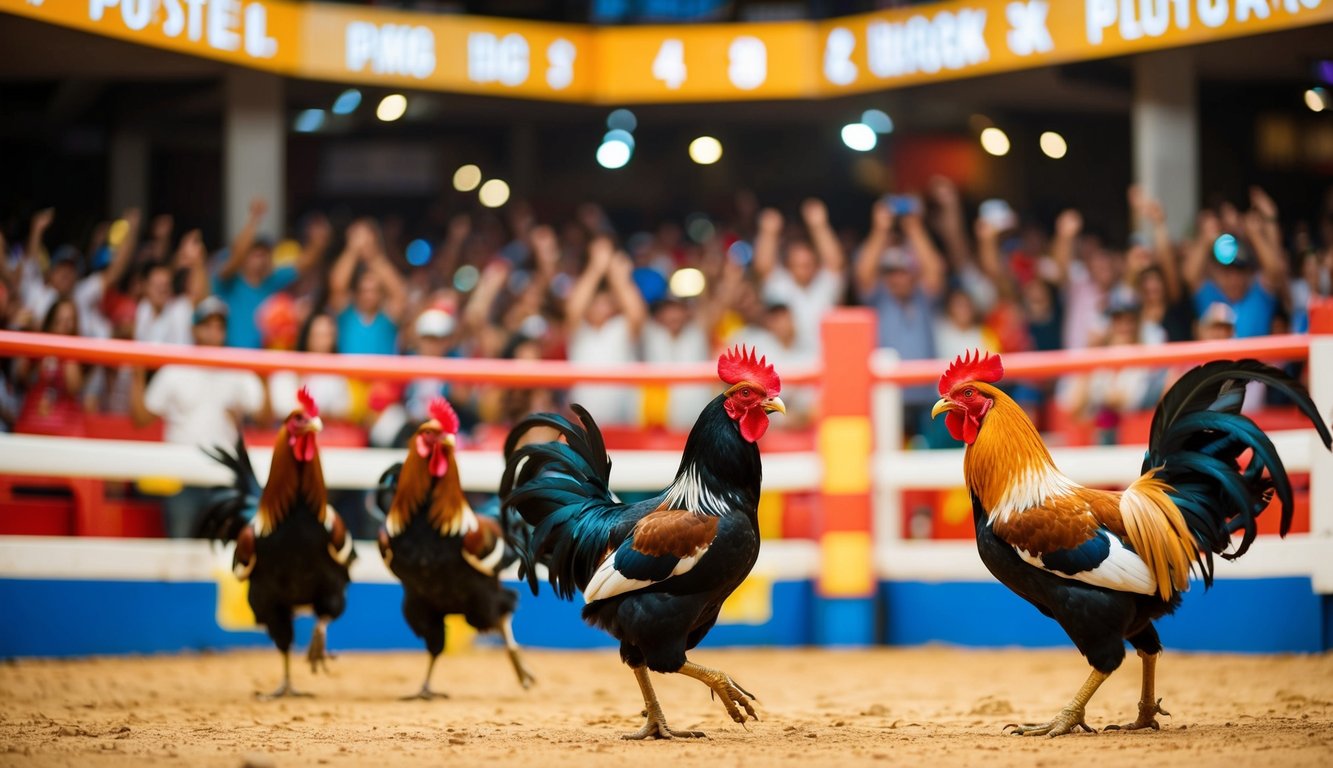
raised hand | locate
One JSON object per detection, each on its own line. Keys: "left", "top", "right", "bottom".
{"left": 757, "top": 208, "right": 783, "bottom": 234}
{"left": 800, "top": 198, "right": 828, "bottom": 229}
{"left": 1055, "top": 209, "right": 1083, "bottom": 240}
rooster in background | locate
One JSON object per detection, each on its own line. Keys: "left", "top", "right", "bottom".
{"left": 374, "top": 398, "right": 535, "bottom": 699}
{"left": 932, "top": 352, "right": 1331, "bottom": 736}
{"left": 201, "top": 388, "right": 355, "bottom": 698}
{"left": 501, "top": 346, "right": 784, "bottom": 739}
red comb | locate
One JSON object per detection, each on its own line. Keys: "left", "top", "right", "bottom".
{"left": 717, "top": 345, "right": 781, "bottom": 394}
{"left": 939, "top": 350, "right": 1004, "bottom": 395}
{"left": 428, "top": 397, "right": 460, "bottom": 435}
{"left": 296, "top": 386, "right": 320, "bottom": 418}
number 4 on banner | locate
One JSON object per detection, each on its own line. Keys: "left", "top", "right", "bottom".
{"left": 653, "top": 39, "right": 686, "bottom": 90}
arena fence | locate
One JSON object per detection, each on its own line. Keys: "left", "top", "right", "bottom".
{"left": 0, "top": 301, "right": 1330, "bottom": 657}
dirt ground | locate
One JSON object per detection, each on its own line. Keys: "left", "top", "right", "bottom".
{"left": 1, "top": 646, "right": 1331, "bottom": 767}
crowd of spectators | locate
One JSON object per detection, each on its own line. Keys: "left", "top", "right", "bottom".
{"left": 3, "top": 178, "right": 1331, "bottom": 457}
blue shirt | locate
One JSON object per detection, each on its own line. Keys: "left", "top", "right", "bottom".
{"left": 1194, "top": 279, "right": 1277, "bottom": 338}
{"left": 868, "top": 286, "right": 938, "bottom": 405}
{"left": 211, "top": 265, "right": 298, "bottom": 348}
{"left": 337, "top": 306, "right": 399, "bottom": 355}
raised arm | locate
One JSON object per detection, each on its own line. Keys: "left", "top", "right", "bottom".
{"left": 367, "top": 247, "right": 409, "bottom": 323}
{"left": 1049, "top": 209, "right": 1082, "bottom": 286}
{"left": 436, "top": 213, "right": 471, "bottom": 287}
{"left": 1247, "top": 186, "right": 1288, "bottom": 293}
{"left": 974, "top": 216, "right": 1014, "bottom": 302}
{"left": 146, "top": 214, "right": 173, "bottom": 264}
{"left": 855, "top": 200, "right": 893, "bottom": 299}
{"left": 927, "top": 176, "right": 973, "bottom": 271}
{"left": 1141, "top": 197, "right": 1182, "bottom": 301}
{"left": 219, "top": 197, "right": 268, "bottom": 280}
{"left": 101, "top": 208, "right": 141, "bottom": 290}
{"left": 26, "top": 208, "right": 54, "bottom": 266}
{"left": 1181, "top": 209, "right": 1219, "bottom": 292}
{"left": 606, "top": 250, "right": 647, "bottom": 338}
{"left": 297, "top": 213, "right": 331, "bottom": 276}
{"left": 752, "top": 208, "right": 783, "bottom": 281}
{"left": 462, "top": 260, "right": 510, "bottom": 334}
{"left": 565, "top": 235, "right": 613, "bottom": 333}
{"left": 176, "top": 230, "right": 210, "bottom": 304}
{"left": 902, "top": 213, "right": 946, "bottom": 299}
{"left": 801, "top": 198, "right": 845, "bottom": 275}
{"left": 327, "top": 219, "right": 372, "bottom": 313}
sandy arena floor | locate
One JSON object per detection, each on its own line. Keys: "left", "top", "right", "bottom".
{"left": 1, "top": 646, "right": 1331, "bottom": 767}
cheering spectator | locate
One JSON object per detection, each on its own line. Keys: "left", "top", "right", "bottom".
{"left": 329, "top": 218, "right": 408, "bottom": 355}
{"left": 565, "top": 235, "right": 646, "bottom": 426}
{"left": 641, "top": 297, "right": 714, "bottom": 431}
{"left": 135, "top": 229, "right": 209, "bottom": 345}
{"left": 1050, "top": 209, "right": 1122, "bottom": 349}
{"left": 14, "top": 298, "right": 86, "bottom": 433}
{"left": 855, "top": 199, "right": 946, "bottom": 437}
{"left": 131, "top": 296, "right": 267, "bottom": 537}
{"left": 18, "top": 207, "right": 137, "bottom": 339}
{"left": 212, "top": 197, "right": 318, "bottom": 348}
{"left": 1183, "top": 188, "right": 1287, "bottom": 338}
{"left": 753, "top": 198, "right": 845, "bottom": 355}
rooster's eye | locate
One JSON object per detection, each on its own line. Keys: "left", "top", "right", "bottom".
{"left": 740, "top": 387, "right": 751, "bottom": 397}
{"left": 963, "top": 388, "right": 975, "bottom": 399}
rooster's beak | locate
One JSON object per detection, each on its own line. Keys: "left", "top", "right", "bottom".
{"left": 763, "top": 396, "right": 786, "bottom": 415}
{"left": 308, "top": 416, "right": 324, "bottom": 433}
{"left": 931, "top": 398, "right": 955, "bottom": 419}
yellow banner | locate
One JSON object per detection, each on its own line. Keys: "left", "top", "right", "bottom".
{"left": 818, "top": 0, "right": 1333, "bottom": 95}
{"left": 1, "top": 0, "right": 303, "bottom": 72}
{"left": 3, "top": 0, "right": 1331, "bottom": 102}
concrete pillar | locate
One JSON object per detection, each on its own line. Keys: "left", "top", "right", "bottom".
{"left": 1133, "top": 50, "right": 1198, "bottom": 240}
{"left": 223, "top": 69, "right": 285, "bottom": 240}
{"left": 108, "top": 123, "right": 149, "bottom": 216}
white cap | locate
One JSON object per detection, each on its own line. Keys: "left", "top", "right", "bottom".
{"left": 415, "top": 308, "right": 456, "bottom": 338}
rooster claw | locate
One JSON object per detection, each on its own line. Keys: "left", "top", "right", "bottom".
{"left": 1105, "top": 698, "right": 1169, "bottom": 732}
{"left": 400, "top": 688, "right": 448, "bottom": 701}
{"left": 622, "top": 717, "right": 707, "bottom": 740}
{"left": 257, "top": 682, "right": 312, "bottom": 700}
{"left": 1003, "top": 707, "right": 1094, "bottom": 737}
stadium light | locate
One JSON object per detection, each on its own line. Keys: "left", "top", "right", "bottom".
{"left": 980, "top": 127, "right": 1011, "bottom": 156}
{"left": 376, "top": 94, "right": 408, "bottom": 122}
{"left": 596, "top": 139, "right": 632, "bottom": 169}
{"left": 294, "top": 109, "right": 325, "bottom": 133}
{"left": 405, "top": 239, "right": 432, "bottom": 267}
{"left": 1039, "top": 131, "right": 1067, "bottom": 159}
{"left": 1305, "top": 87, "right": 1328, "bottom": 112}
{"left": 669, "top": 267, "right": 706, "bottom": 298}
{"left": 478, "top": 178, "right": 511, "bottom": 208}
{"left": 607, "top": 108, "right": 638, "bottom": 132}
{"left": 332, "top": 89, "right": 362, "bottom": 115}
{"left": 452, "top": 164, "right": 482, "bottom": 192}
{"left": 861, "top": 109, "right": 894, "bottom": 134}
{"left": 689, "top": 136, "right": 723, "bottom": 165}
{"left": 841, "top": 123, "right": 877, "bottom": 151}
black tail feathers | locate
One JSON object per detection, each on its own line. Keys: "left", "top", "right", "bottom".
{"left": 197, "top": 431, "right": 262, "bottom": 543}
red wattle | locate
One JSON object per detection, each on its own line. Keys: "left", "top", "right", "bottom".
{"left": 946, "top": 411, "right": 966, "bottom": 443}
{"left": 428, "top": 443, "right": 449, "bottom": 477}
{"left": 289, "top": 433, "right": 316, "bottom": 462}
{"left": 738, "top": 407, "right": 769, "bottom": 443}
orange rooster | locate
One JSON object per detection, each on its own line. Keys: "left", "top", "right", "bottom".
{"left": 202, "top": 388, "right": 356, "bottom": 698}
{"left": 932, "top": 352, "right": 1331, "bottom": 736}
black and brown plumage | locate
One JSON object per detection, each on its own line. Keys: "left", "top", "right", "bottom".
{"left": 201, "top": 388, "right": 355, "bottom": 698}
{"left": 376, "top": 398, "right": 534, "bottom": 699}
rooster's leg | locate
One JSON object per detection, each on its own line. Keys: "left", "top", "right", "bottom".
{"left": 1004, "top": 668, "right": 1107, "bottom": 737}
{"left": 622, "top": 666, "right": 705, "bottom": 740}
{"left": 401, "top": 654, "right": 446, "bottom": 700}
{"left": 258, "top": 652, "right": 311, "bottom": 700}
{"left": 500, "top": 614, "right": 536, "bottom": 689}
{"left": 307, "top": 617, "right": 333, "bottom": 674}
{"left": 1105, "top": 651, "right": 1170, "bottom": 732}
{"left": 677, "top": 661, "right": 758, "bottom": 725}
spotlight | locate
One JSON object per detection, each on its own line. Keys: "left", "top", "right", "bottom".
{"left": 861, "top": 109, "right": 894, "bottom": 134}
{"left": 1039, "top": 131, "right": 1067, "bottom": 159}
{"left": 332, "top": 89, "right": 361, "bottom": 115}
{"left": 1305, "top": 87, "right": 1328, "bottom": 113}
{"left": 596, "top": 140, "right": 632, "bottom": 170}
{"left": 478, "top": 179, "right": 510, "bottom": 208}
{"left": 452, "top": 164, "right": 482, "bottom": 192}
{"left": 294, "top": 109, "right": 325, "bottom": 133}
{"left": 980, "top": 127, "right": 1010, "bottom": 157}
{"left": 405, "top": 239, "right": 432, "bottom": 267}
{"left": 841, "top": 123, "right": 877, "bottom": 152}
{"left": 669, "top": 267, "right": 706, "bottom": 298}
{"left": 607, "top": 108, "right": 638, "bottom": 132}
{"left": 689, "top": 136, "right": 723, "bottom": 165}
{"left": 376, "top": 94, "right": 407, "bottom": 122}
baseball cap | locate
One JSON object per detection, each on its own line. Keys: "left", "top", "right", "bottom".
{"left": 1104, "top": 285, "right": 1141, "bottom": 317}
{"left": 50, "top": 245, "right": 81, "bottom": 271}
{"left": 879, "top": 247, "right": 913, "bottom": 272}
{"left": 414, "top": 308, "right": 456, "bottom": 338}
{"left": 1201, "top": 302, "right": 1237, "bottom": 327}
{"left": 193, "top": 295, "right": 230, "bottom": 325}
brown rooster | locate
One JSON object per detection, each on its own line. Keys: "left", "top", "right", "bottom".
{"left": 376, "top": 398, "right": 533, "bottom": 698}
{"left": 202, "top": 388, "right": 355, "bottom": 698}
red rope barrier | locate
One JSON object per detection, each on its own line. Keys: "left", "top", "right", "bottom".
{"left": 873, "top": 335, "right": 1312, "bottom": 386}
{"left": 0, "top": 331, "right": 824, "bottom": 387}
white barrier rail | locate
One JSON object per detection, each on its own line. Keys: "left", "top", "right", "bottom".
{"left": 0, "top": 434, "right": 822, "bottom": 493}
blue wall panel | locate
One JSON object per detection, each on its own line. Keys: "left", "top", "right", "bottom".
{"left": 880, "top": 577, "right": 1325, "bottom": 653}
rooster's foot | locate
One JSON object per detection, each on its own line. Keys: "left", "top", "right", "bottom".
{"left": 1105, "top": 698, "right": 1170, "bottom": 732}
{"left": 621, "top": 714, "right": 706, "bottom": 740}
{"left": 307, "top": 621, "right": 334, "bottom": 674}
{"left": 1004, "top": 706, "right": 1095, "bottom": 738}
{"left": 400, "top": 686, "right": 448, "bottom": 701}
{"left": 679, "top": 663, "right": 758, "bottom": 725}
{"left": 508, "top": 650, "right": 536, "bottom": 690}
{"left": 257, "top": 681, "right": 312, "bottom": 700}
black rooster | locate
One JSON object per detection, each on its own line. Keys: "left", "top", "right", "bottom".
{"left": 501, "top": 346, "right": 784, "bottom": 739}
{"left": 375, "top": 398, "right": 534, "bottom": 698}
{"left": 200, "top": 388, "right": 355, "bottom": 698}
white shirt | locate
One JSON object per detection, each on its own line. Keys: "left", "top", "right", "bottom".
{"left": 641, "top": 319, "right": 713, "bottom": 431}
{"left": 268, "top": 371, "right": 352, "bottom": 421}
{"left": 135, "top": 297, "right": 193, "bottom": 346}
{"left": 144, "top": 364, "right": 265, "bottom": 446}
{"left": 762, "top": 267, "right": 844, "bottom": 353}
{"left": 24, "top": 268, "right": 110, "bottom": 339}
{"left": 568, "top": 315, "right": 639, "bottom": 426}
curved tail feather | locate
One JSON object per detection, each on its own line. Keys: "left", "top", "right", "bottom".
{"left": 500, "top": 406, "right": 625, "bottom": 599}
{"left": 1145, "top": 359, "right": 1332, "bottom": 588}
{"left": 197, "top": 433, "right": 262, "bottom": 543}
